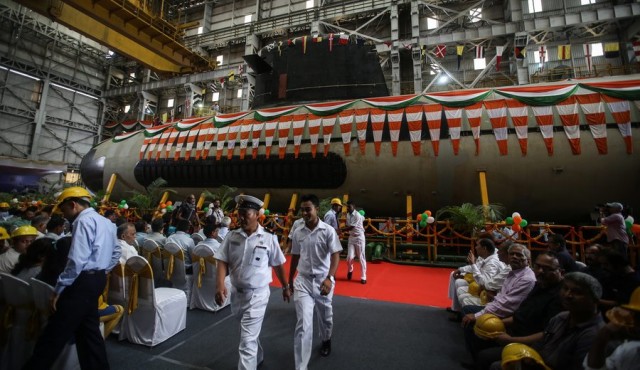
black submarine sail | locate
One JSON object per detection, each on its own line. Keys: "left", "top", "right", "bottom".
{"left": 244, "top": 34, "right": 389, "bottom": 108}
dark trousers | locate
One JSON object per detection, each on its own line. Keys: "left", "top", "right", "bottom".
{"left": 461, "top": 305, "right": 497, "bottom": 362}
{"left": 23, "top": 271, "right": 109, "bottom": 370}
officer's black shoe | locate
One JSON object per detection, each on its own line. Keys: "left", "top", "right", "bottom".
{"left": 320, "top": 339, "right": 331, "bottom": 357}
{"left": 347, "top": 271, "right": 352, "bottom": 280}
{"left": 361, "top": 279, "right": 367, "bottom": 284}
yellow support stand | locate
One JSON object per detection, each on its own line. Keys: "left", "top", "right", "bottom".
{"left": 102, "top": 174, "right": 118, "bottom": 203}
{"left": 479, "top": 171, "right": 489, "bottom": 219}
{"left": 197, "top": 192, "right": 206, "bottom": 209}
{"left": 406, "top": 194, "right": 413, "bottom": 243}
{"left": 263, "top": 193, "right": 271, "bottom": 210}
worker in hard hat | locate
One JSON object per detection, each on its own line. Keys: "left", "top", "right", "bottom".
{"left": 0, "top": 201, "right": 12, "bottom": 221}
{"left": 0, "top": 225, "right": 37, "bottom": 273}
{"left": 0, "top": 226, "right": 10, "bottom": 254}
{"left": 583, "top": 286, "right": 640, "bottom": 370}
{"left": 323, "top": 197, "right": 343, "bottom": 234}
{"left": 24, "top": 186, "right": 120, "bottom": 370}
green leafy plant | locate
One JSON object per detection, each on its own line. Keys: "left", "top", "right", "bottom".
{"left": 436, "top": 203, "right": 504, "bottom": 235}
{"left": 203, "top": 185, "right": 238, "bottom": 212}
{"left": 127, "top": 178, "right": 175, "bottom": 213}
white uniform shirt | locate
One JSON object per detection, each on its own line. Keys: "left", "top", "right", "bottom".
{"left": 323, "top": 209, "right": 339, "bottom": 232}
{"left": 199, "top": 237, "right": 221, "bottom": 255}
{"left": 288, "top": 218, "right": 305, "bottom": 240}
{"left": 346, "top": 210, "right": 365, "bottom": 241}
{"left": 0, "top": 248, "right": 20, "bottom": 274}
{"left": 291, "top": 220, "right": 343, "bottom": 277}
{"left": 167, "top": 231, "right": 195, "bottom": 268}
{"left": 467, "top": 253, "right": 505, "bottom": 288}
{"left": 216, "top": 225, "right": 285, "bottom": 289}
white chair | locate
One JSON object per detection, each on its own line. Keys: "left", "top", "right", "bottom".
{"left": 190, "top": 244, "right": 230, "bottom": 312}
{"left": 140, "top": 239, "right": 164, "bottom": 281}
{"left": 0, "top": 273, "right": 35, "bottom": 370}
{"left": 107, "top": 263, "right": 127, "bottom": 309}
{"left": 30, "top": 279, "right": 80, "bottom": 370}
{"left": 119, "top": 256, "right": 186, "bottom": 346}
{"left": 191, "top": 232, "right": 205, "bottom": 245}
{"left": 163, "top": 242, "right": 193, "bottom": 301}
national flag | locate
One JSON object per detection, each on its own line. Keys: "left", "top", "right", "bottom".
{"left": 515, "top": 47, "right": 525, "bottom": 59}
{"left": 339, "top": 34, "right": 349, "bottom": 45}
{"left": 228, "top": 71, "right": 235, "bottom": 82}
{"left": 557, "top": 45, "right": 571, "bottom": 60}
{"left": 583, "top": 44, "right": 593, "bottom": 73}
{"left": 633, "top": 41, "right": 640, "bottom": 58}
{"left": 329, "top": 33, "right": 334, "bottom": 52}
{"left": 475, "top": 46, "right": 484, "bottom": 59}
{"left": 435, "top": 44, "right": 446, "bottom": 58}
{"left": 312, "top": 34, "right": 323, "bottom": 43}
{"left": 496, "top": 46, "right": 504, "bottom": 71}
{"left": 604, "top": 43, "right": 620, "bottom": 58}
{"left": 456, "top": 45, "right": 464, "bottom": 70}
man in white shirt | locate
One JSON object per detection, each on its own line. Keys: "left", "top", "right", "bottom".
{"left": 323, "top": 198, "right": 342, "bottom": 234}
{"left": 199, "top": 223, "right": 221, "bottom": 255}
{"left": 31, "top": 215, "right": 50, "bottom": 239}
{"left": 44, "top": 216, "right": 66, "bottom": 241}
{"left": 289, "top": 194, "right": 342, "bottom": 369}
{"left": 167, "top": 219, "right": 196, "bottom": 273}
{"left": 117, "top": 222, "right": 139, "bottom": 264}
{"left": 342, "top": 200, "right": 367, "bottom": 284}
{"left": 218, "top": 216, "right": 231, "bottom": 241}
{"left": 0, "top": 225, "right": 37, "bottom": 273}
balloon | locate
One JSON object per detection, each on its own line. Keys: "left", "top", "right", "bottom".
{"left": 512, "top": 212, "right": 521, "bottom": 219}
{"left": 264, "top": 209, "right": 270, "bottom": 216}
{"left": 118, "top": 205, "right": 124, "bottom": 209}
{"left": 124, "top": 204, "right": 129, "bottom": 209}
{"left": 203, "top": 207, "right": 209, "bottom": 212}
{"left": 166, "top": 201, "right": 172, "bottom": 206}
{"left": 426, "top": 210, "right": 432, "bottom": 217}
{"left": 513, "top": 216, "right": 522, "bottom": 225}
{"left": 520, "top": 219, "right": 528, "bottom": 228}
{"left": 11, "top": 198, "right": 18, "bottom": 203}
{"left": 419, "top": 220, "right": 427, "bottom": 229}
{"left": 31, "top": 200, "right": 38, "bottom": 205}
{"left": 120, "top": 200, "right": 126, "bottom": 205}
{"left": 167, "top": 205, "right": 173, "bottom": 212}
{"left": 625, "top": 220, "right": 633, "bottom": 230}
{"left": 512, "top": 224, "right": 521, "bottom": 232}
{"left": 258, "top": 214, "right": 266, "bottom": 221}
{"left": 416, "top": 215, "right": 421, "bottom": 222}
{"left": 161, "top": 209, "right": 167, "bottom": 214}
{"left": 259, "top": 208, "right": 265, "bottom": 216}
{"left": 160, "top": 203, "right": 166, "bottom": 209}
{"left": 427, "top": 216, "right": 435, "bottom": 224}
{"left": 505, "top": 217, "right": 514, "bottom": 225}
{"left": 358, "top": 210, "right": 365, "bottom": 216}
{"left": 632, "top": 224, "right": 640, "bottom": 233}
{"left": 421, "top": 213, "right": 427, "bottom": 221}
{"left": 626, "top": 216, "right": 635, "bottom": 224}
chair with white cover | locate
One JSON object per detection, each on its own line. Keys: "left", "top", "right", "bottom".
{"left": 163, "top": 242, "right": 193, "bottom": 301}
{"left": 191, "top": 232, "right": 205, "bottom": 245}
{"left": 107, "top": 263, "right": 127, "bottom": 309}
{"left": 119, "top": 256, "right": 186, "bottom": 346}
{"left": 190, "top": 244, "right": 230, "bottom": 312}
{"left": 30, "top": 278, "right": 80, "bottom": 370}
{"left": 140, "top": 239, "right": 164, "bottom": 281}
{"left": 0, "top": 273, "right": 35, "bottom": 370}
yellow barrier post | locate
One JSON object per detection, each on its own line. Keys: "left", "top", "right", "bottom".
{"left": 102, "top": 174, "right": 118, "bottom": 203}
{"left": 197, "top": 193, "right": 206, "bottom": 209}
{"left": 406, "top": 194, "right": 413, "bottom": 244}
{"left": 478, "top": 171, "right": 489, "bottom": 218}
{"left": 281, "top": 193, "right": 299, "bottom": 248}
{"left": 263, "top": 193, "right": 271, "bottom": 210}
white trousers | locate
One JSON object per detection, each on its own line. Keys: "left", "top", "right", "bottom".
{"left": 346, "top": 238, "right": 367, "bottom": 280}
{"left": 231, "top": 285, "right": 270, "bottom": 370}
{"left": 293, "top": 275, "right": 334, "bottom": 370}
{"left": 447, "top": 272, "right": 469, "bottom": 311}
{"left": 457, "top": 288, "right": 483, "bottom": 307}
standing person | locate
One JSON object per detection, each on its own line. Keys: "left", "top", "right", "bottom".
{"left": 288, "top": 194, "right": 342, "bottom": 369}
{"left": 177, "top": 194, "right": 198, "bottom": 224}
{"left": 210, "top": 199, "right": 225, "bottom": 224}
{"left": 323, "top": 198, "right": 342, "bottom": 234}
{"left": 44, "top": 215, "right": 66, "bottom": 241}
{"left": 342, "top": 200, "right": 367, "bottom": 284}
{"left": 215, "top": 194, "right": 290, "bottom": 370}
{"left": 24, "top": 187, "right": 120, "bottom": 370}
{"left": 600, "top": 202, "right": 629, "bottom": 257}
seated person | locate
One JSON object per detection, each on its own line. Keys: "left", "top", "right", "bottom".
{"left": 584, "top": 287, "right": 640, "bottom": 370}
{"left": 134, "top": 220, "right": 148, "bottom": 248}
{"left": 474, "top": 252, "right": 565, "bottom": 369}
{"left": 166, "top": 219, "right": 195, "bottom": 274}
{"left": 31, "top": 215, "right": 50, "bottom": 239}
{"left": 117, "top": 222, "right": 139, "bottom": 264}
{"left": 198, "top": 223, "right": 221, "bottom": 255}
{"left": 144, "top": 218, "right": 167, "bottom": 247}
{"left": 459, "top": 242, "right": 512, "bottom": 309}
{"left": 11, "top": 237, "right": 55, "bottom": 281}
{"left": 0, "top": 225, "right": 37, "bottom": 273}
{"left": 547, "top": 233, "right": 578, "bottom": 273}
{"left": 449, "top": 238, "right": 504, "bottom": 315}
{"left": 44, "top": 216, "right": 66, "bottom": 241}
{"left": 217, "top": 216, "right": 231, "bottom": 241}
{"left": 488, "top": 272, "right": 605, "bottom": 370}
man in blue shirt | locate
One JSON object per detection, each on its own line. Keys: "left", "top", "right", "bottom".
{"left": 25, "top": 187, "right": 120, "bottom": 370}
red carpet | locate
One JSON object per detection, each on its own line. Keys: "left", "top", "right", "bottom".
{"left": 272, "top": 259, "right": 452, "bottom": 308}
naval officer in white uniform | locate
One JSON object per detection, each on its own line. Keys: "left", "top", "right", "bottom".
{"left": 288, "top": 194, "right": 342, "bottom": 370}
{"left": 215, "top": 194, "right": 291, "bottom": 370}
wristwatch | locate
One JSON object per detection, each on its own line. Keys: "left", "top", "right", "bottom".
{"left": 326, "top": 276, "right": 335, "bottom": 283}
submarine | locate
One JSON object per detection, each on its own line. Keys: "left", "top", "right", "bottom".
{"left": 83, "top": 41, "right": 640, "bottom": 223}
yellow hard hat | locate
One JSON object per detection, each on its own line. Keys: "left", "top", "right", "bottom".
{"left": 331, "top": 198, "right": 343, "bottom": 206}
{"left": 468, "top": 281, "right": 482, "bottom": 297}
{"left": 464, "top": 273, "right": 475, "bottom": 284}
{"left": 621, "top": 286, "right": 640, "bottom": 312}
{"left": 11, "top": 225, "right": 38, "bottom": 238}
{"left": 501, "top": 343, "right": 550, "bottom": 370}
{"left": 0, "top": 202, "right": 9, "bottom": 208}
{"left": 53, "top": 187, "right": 92, "bottom": 213}
{"left": 0, "top": 227, "right": 9, "bottom": 240}
{"left": 480, "top": 289, "right": 489, "bottom": 305}
{"left": 474, "top": 313, "right": 506, "bottom": 339}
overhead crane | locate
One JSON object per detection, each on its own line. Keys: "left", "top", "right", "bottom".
{"left": 14, "top": 0, "right": 214, "bottom": 74}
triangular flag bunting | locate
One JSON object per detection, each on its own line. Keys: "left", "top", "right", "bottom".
{"left": 370, "top": 109, "right": 386, "bottom": 156}
{"left": 387, "top": 109, "right": 404, "bottom": 157}
{"left": 215, "top": 125, "right": 230, "bottom": 160}
{"left": 307, "top": 115, "right": 322, "bottom": 158}
{"left": 602, "top": 95, "right": 633, "bottom": 154}
{"left": 239, "top": 119, "right": 253, "bottom": 160}
{"left": 263, "top": 120, "right": 278, "bottom": 159}
{"left": 226, "top": 120, "right": 242, "bottom": 160}
{"left": 277, "top": 116, "right": 293, "bottom": 159}
{"left": 338, "top": 109, "right": 355, "bottom": 156}
{"left": 355, "top": 109, "right": 369, "bottom": 155}
{"left": 292, "top": 114, "right": 307, "bottom": 158}
{"left": 465, "top": 102, "right": 484, "bottom": 155}
{"left": 576, "top": 93, "right": 607, "bottom": 154}
{"left": 444, "top": 107, "right": 462, "bottom": 155}
{"left": 483, "top": 100, "right": 509, "bottom": 155}
{"left": 555, "top": 97, "right": 581, "bottom": 155}
{"left": 506, "top": 99, "right": 529, "bottom": 155}
{"left": 424, "top": 104, "right": 442, "bottom": 156}
{"left": 321, "top": 115, "right": 337, "bottom": 157}
{"left": 531, "top": 105, "right": 555, "bottom": 155}
{"left": 406, "top": 105, "right": 424, "bottom": 156}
